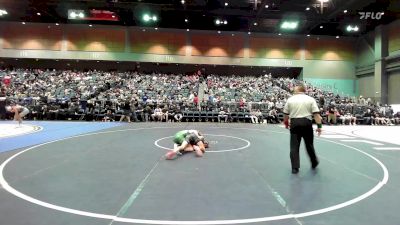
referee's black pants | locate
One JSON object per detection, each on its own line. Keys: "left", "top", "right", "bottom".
{"left": 289, "top": 118, "right": 319, "bottom": 169}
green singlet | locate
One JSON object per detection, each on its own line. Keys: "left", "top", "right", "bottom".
{"left": 173, "top": 130, "right": 188, "bottom": 145}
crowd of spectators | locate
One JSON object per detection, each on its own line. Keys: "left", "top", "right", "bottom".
{"left": 0, "top": 67, "right": 399, "bottom": 125}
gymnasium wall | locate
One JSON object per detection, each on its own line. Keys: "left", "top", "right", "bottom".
{"left": 388, "top": 20, "right": 400, "bottom": 56}
{"left": 354, "top": 19, "right": 400, "bottom": 103}
{"left": 388, "top": 71, "right": 400, "bottom": 104}
{"left": 358, "top": 75, "right": 375, "bottom": 99}
{"left": 0, "top": 21, "right": 357, "bottom": 94}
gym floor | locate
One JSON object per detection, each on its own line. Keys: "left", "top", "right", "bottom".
{"left": 0, "top": 121, "right": 399, "bottom": 225}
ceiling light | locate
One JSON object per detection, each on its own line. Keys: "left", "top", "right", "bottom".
{"left": 319, "top": 0, "right": 329, "bottom": 2}
{"left": 0, "top": 9, "right": 8, "bottom": 16}
{"left": 265, "top": 5, "right": 269, "bottom": 8}
{"left": 142, "top": 14, "right": 158, "bottom": 22}
{"left": 215, "top": 19, "right": 220, "bottom": 25}
{"left": 346, "top": 25, "right": 359, "bottom": 32}
{"left": 343, "top": 9, "right": 348, "bottom": 13}
{"left": 225, "top": 2, "right": 228, "bottom": 6}
{"left": 253, "top": 22, "right": 258, "bottom": 26}
{"left": 231, "top": 34, "right": 234, "bottom": 36}
{"left": 89, "top": 24, "right": 92, "bottom": 27}
{"left": 70, "top": 12, "right": 77, "bottom": 18}
{"left": 155, "top": 27, "right": 158, "bottom": 30}
{"left": 320, "top": 25, "right": 323, "bottom": 28}
{"left": 223, "top": 20, "right": 227, "bottom": 25}
{"left": 248, "top": 32, "right": 251, "bottom": 35}
{"left": 22, "top": 22, "right": 26, "bottom": 25}
{"left": 68, "top": 10, "right": 85, "bottom": 19}
{"left": 307, "top": 34, "right": 310, "bottom": 37}
{"left": 278, "top": 33, "right": 282, "bottom": 35}
{"left": 181, "top": 0, "right": 185, "bottom": 4}
{"left": 281, "top": 21, "right": 298, "bottom": 29}
{"left": 112, "top": 15, "right": 116, "bottom": 18}
{"left": 55, "top": 23, "right": 59, "bottom": 26}
{"left": 143, "top": 14, "right": 150, "bottom": 21}
{"left": 36, "top": 12, "right": 41, "bottom": 16}
{"left": 218, "top": 31, "right": 221, "bottom": 34}
{"left": 306, "top": 7, "right": 310, "bottom": 11}
{"left": 381, "top": 12, "right": 385, "bottom": 15}
{"left": 185, "top": 18, "right": 188, "bottom": 22}
{"left": 187, "top": 29, "right": 190, "bottom": 31}
{"left": 336, "top": 36, "right": 339, "bottom": 39}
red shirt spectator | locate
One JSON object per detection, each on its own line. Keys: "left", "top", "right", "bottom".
{"left": 193, "top": 95, "right": 199, "bottom": 105}
{"left": 239, "top": 98, "right": 245, "bottom": 108}
{"left": 3, "top": 75, "right": 11, "bottom": 87}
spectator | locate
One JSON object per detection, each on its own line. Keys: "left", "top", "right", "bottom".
{"left": 218, "top": 107, "right": 228, "bottom": 123}
{"left": 119, "top": 100, "right": 131, "bottom": 123}
{"left": 327, "top": 103, "right": 337, "bottom": 125}
{"left": 250, "top": 109, "right": 259, "bottom": 124}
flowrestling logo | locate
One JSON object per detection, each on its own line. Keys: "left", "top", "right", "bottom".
{"left": 359, "top": 12, "right": 384, "bottom": 20}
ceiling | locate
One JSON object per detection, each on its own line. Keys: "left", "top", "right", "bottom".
{"left": 0, "top": 0, "right": 399, "bottom": 37}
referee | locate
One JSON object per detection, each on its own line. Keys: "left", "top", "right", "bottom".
{"left": 283, "top": 85, "right": 322, "bottom": 174}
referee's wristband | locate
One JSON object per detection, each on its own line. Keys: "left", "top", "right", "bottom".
{"left": 317, "top": 124, "right": 322, "bottom": 129}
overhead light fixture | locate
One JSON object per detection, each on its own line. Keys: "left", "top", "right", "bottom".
{"left": 307, "top": 34, "right": 310, "bottom": 37}
{"left": 278, "top": 33, "right": 282, "bottom": 35}
{"left": 155, "top": 27, "right": 158, "bottom": 30}
{"left": 265, "top": 5, "right": 269, "bottom": 8}
{"left": 36, "top": 12, "right": 41, "bottom": 16}
{"left": 343, "top": 9, "right": 348, "bottom": 13}
{"left": 306, "top": 7, "right": 310, "bottom": 11}
{"left": 142, "top": 14, "right": 158, "bottom": 22}
{"left": 68, "top": 10, "right": 85, "bottom": 19}
{"left": 55, "top": 23, "right": 59, "bottom": 26}
{"left": 215, "top": 19, "right": 227, "bottom": 25}
{"left": 22, "top": 22, "right": 26, "bottom": 25}
{"left": 143, "top": 14, "right": 150, "bottom": 21}
{"left": 181, "top": 0, "right": 185, "bottom": 4}
{"left": 70, "top": 12, "right": 77, "bottom": 18}
{"left": 248, "top": 31, "right": 251, "bottom": 35}
{"left": 281, "top": 21, "right": 298, "bottom": 30}
{"left": 320, "top": 25, "right": 323, "bottom": 28}
{"left": 253, "top": 22, "right": 258, "bottom": 26}
{"left": 231, "top": 34, "right": 234, "bottom": 36}
{"left": 0, "top": 9, "right": 8, "bottom": 16}
{"left": 185, "top": 18, "right": 188, "bottom": 23}
{"left": 89, "top": 24, "right": 93, "bottom": 27}
{"left": 336, "top": 36, "right": 339, "bottom": 39}
{"left": 218, "top": 31, "right": 221, "bottom": 34}
{"left": 187, "top": 29, "right": 190, "bottom": 31}
{"left": 346, "top": 25, "right": 359, "bottom": 32}
{"left": 225, "top": 2, "right": 228, "bottom": 6}
{"left": 319, "top": 0, "right": 329, "bottom": 2}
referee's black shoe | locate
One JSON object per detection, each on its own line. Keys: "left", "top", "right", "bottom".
{"left": 291, "top": 168, "right": 299, "bottom": 174}
{"left": 312, "top": 161, "right": 319, "bottom": 169}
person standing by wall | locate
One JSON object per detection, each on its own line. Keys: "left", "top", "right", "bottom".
{"left": 283, "top": 85, "right": 322, "bottom": 174}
